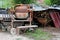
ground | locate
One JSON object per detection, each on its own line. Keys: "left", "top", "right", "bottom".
{"left": 41, "top": 27, "right": 60, "bottom": 40}
{"left": 0, "top": 27, "right": 60, "bottom": 40}
{"left": 0, "top": 32, "right": 34, "bottom": 40}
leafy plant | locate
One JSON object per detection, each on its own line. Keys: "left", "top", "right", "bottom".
{"left": 44, "top": 0, "right": 60, "bottom": 5}
{"left": 12, "top": 0, "right": 36, "bottom": 5}
{"left": 0, "top": 0, "right": 12, "bottom": 8}
{"left": 44, "top": 0, "right": 51, "bottom": 5}
{"left": 50, "top": 0, "right": 60, "bottom": 5}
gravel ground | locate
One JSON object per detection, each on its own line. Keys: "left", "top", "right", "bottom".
{"left": 0, "top": 32, "right": 34, "bottom": 40}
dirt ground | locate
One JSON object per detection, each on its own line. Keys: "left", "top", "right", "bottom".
{"left": 41, "top": 27, "right": 60, "bottom": 40}
{"left": 0, "top": 32, "right": 34, "bottom": 40}
{"left": 0, "top": 27, "right": 60, "bottom": 40}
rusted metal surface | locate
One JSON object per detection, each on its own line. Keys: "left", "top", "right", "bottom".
{"left": 33, "top": 10, "right": 51, "bottom": 27}
{"left": 14, "top": 4, "right": 30, "bottom": 19}
{"left": 10, "top": 4, "right": 34, "bottom": 29}
{"left": 49, "top": 10, "right": 60, "bottom": 28}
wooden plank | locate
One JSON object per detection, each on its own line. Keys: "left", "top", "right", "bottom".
{"left": 13, "top": 20, "right": 30, "bottom": 22}
{"left": 17, "top": 25, "right": 38, "bottom": 28}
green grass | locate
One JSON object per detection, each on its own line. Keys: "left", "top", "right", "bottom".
{"left": 25, "top": 29, "right": 51, "bottom": 40}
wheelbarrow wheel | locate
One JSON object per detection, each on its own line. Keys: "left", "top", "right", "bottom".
{"left": 10, "top": 28, "right": 16, "bottom": 35}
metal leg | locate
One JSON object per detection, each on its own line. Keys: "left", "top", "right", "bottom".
{"left": 16, "top": 28, "right": 20, "bottom": 35}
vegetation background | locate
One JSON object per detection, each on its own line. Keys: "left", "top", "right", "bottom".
{"left": 44, "top": 0, "right": 60, "bottom": 5}
{"left": 1, "top": 0, "right": 60, "bottom": 8}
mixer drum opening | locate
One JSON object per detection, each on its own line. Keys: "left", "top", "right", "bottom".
{"left": 15, "top": 12, "right": 29, "bottom": 20}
